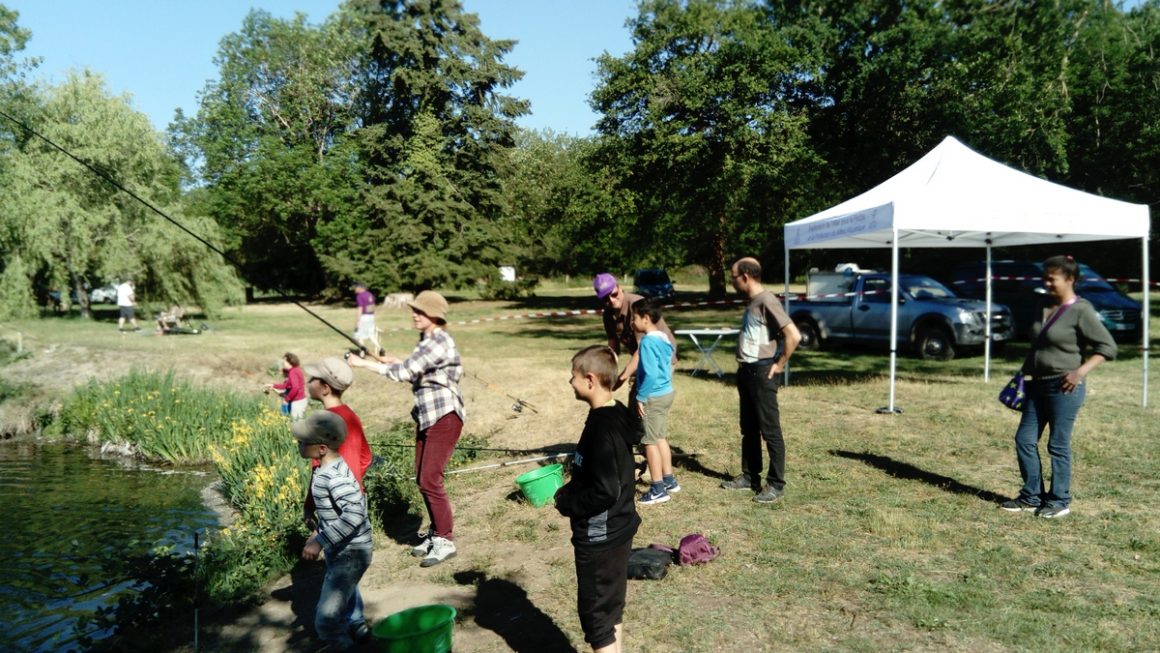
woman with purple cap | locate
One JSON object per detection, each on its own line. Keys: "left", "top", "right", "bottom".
{"left": 348, "top": 290, "right": 465, "bottom": 567}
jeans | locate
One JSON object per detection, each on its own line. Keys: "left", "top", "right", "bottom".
{"left": 1014, "top": 377, "right": 1086, "bottom": 509}
{"left": 315, "top": 546, "right": 372, "bottom": 649}
{"left": 416, "top": 412, "right": 463, "bottom": 539}
{"left": 737, "top": 360, "right": 786, "bottom": 490}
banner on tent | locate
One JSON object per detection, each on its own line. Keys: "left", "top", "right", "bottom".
{"left": 786, "top": 205, "right": 892, "bottom": 248}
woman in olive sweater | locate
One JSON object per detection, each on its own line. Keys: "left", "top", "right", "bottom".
{"left": 1000, "top": 255, "right": 1117, "bottom": 519}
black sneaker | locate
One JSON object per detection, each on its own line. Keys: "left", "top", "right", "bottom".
{"left": 998, "top": 498, "right": 1039, "bottom": 512}
{"left": 720, "top": 475, "right": 755, "bottom": 491}
{"left": 1035, "top": 505, "right": 1070, "bottom": 519}
{"left": 753, "top": 484, "right": 784, "bottom": 504}
{"left": 350, "top": 621, "right": 371, "bottom": 643}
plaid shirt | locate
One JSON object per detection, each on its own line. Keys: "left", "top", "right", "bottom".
{"left": 377, "top": 328, "right": 465, "bottom": 431}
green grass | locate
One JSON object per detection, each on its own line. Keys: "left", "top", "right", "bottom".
{"left": 431, "top": 293, "right": 1160, "bottom": 652}
{"left": 3, "top": 289, "right": 1158, "bottom": 652}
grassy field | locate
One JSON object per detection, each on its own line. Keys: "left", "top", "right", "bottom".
{"left": 2, "top": 283, "right": 1158, "bottom": 652}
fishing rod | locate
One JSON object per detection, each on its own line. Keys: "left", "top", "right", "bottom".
{"left": 0, "top": 108, "right": 365, "bottom": 353}
{"left": 3, "top": 108, "right": 543, "bottom": 411}
{"left": 464, "top": 370, "right": 539, "bottom": 413}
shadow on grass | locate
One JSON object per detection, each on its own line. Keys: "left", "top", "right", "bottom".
{"left": 830, "top": 450, "right": 1007, "bottom": 504}
{"left": 507, "top": 325, "right": 606, "bottom": 342}
{"left": 671, "top": 445, "right": 731, "bottom": 482}
{"left": 452, "top": 570, "right": 577, "bottom": 653}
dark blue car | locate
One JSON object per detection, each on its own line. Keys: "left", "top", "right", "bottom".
{"left": 633, "top": 268, "right": 674, "bottom": 299}
{"left": 949, "top": 260, "right": 1142, "bottom": 342}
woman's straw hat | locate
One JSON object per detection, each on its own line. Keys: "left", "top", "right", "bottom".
{"left": 407, "top": 290, "right": 449, "bottom": 321}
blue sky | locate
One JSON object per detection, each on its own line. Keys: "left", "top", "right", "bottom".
{"left": 10, "top": 0, "right": 636, "bottom": 136}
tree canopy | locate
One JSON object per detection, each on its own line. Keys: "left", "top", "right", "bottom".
{"left": 4, "top": 0, "right": 1159, "bottom": 306}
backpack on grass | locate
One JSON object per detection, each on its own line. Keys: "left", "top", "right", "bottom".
{"left": 677, "top": 533, "right": 720, "bottom": 566}
{"left": 627, "top": 547, "right": 674, "bottom": 580}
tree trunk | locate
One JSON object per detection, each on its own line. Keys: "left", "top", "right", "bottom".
{"left": 706, "top": 213, "right": 728, "bottom": 298}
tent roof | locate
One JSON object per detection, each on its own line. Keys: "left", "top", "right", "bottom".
{"left": 784, "top": 136, "right": 1150, "bottom": 250}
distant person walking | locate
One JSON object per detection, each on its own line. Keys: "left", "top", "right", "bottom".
{"left": 999, "top": 255, "right": 1116, "bottom": 519}
{"left": 116, "top": 279, "right": 140, "bottom": 331}
{"left": 348, "top": 291, "right": 465, "bottom": 568}
{"left": 721, "top": 257, "right": 801, "bottom": 504}
{"left": 353, "top": 282, "right": 381, "bottom": 355}
{"left": 593, "top": 273, "right": 677, "bottom": 428}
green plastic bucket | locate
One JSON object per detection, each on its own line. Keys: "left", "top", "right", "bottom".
{"left": 372, "top": 603, "right": 456, "bottom": 653}
{"left": 515, "top": 463, "right": 564, "bottom": 507}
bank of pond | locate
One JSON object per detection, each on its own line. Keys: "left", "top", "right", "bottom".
{"left": 4, "top": 369, "right": 453, "bottom": 652}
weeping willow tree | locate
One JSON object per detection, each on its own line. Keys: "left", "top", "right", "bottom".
{"left": 0, "top": 70, "right": 243, "bottom": 319}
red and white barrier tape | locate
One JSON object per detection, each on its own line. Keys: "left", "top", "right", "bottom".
{"left": 954, "top": 275, "right": 1160, "bottom": 287}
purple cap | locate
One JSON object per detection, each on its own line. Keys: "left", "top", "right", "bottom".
{"left": 593, "top": 273, "right": 618, "bottom": 299}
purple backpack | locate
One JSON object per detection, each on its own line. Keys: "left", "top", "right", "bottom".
{"left": 677, "top": 533, "right": 720, "bottom": 566}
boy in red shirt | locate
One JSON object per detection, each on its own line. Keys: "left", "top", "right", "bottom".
{"left": 303, "top": 357, "right": 373, "bottom": 487}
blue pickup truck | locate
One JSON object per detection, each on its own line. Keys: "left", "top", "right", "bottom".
{"left": 789, "top": 271, "right": 1014, "bottom": 360}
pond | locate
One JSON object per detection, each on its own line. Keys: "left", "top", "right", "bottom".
{"left": 0, "top": 442, "right": 220, "bottom": 652}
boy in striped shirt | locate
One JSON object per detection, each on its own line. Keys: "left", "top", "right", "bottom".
{"left": 294, "top": 411, "right": 373, "bottom": 649}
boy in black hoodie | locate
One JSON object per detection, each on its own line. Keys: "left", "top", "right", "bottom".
{"left": 556, "top": 344, "right": 641, "bottom": 653}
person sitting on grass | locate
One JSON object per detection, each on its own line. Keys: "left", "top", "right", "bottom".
{"left": 631, "top": 296, "right": 679, "bottom": 505}
{"left": 155, "top": 303, "right": 184, "bottom": 334}
{"left": 293, "top": 411, "right": 373, "bottom": 650}
{"left": 555, "top": 344, "right": 640, "bottom": 653}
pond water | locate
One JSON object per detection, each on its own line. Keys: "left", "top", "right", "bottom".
{"left": 0, "top": 442, "right": 220, "bottom": 652}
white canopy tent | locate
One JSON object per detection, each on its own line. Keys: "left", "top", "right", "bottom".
{"left": 782, "top": 136, "right": 1151, "bottom": 411}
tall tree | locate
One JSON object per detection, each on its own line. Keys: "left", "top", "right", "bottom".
{"left": 592, "top": 0, "right": 823, "bottom": 295}
{"left": 326, "top": 0, "right": 529, "bottom": 291}
{"left": 173, "top": 10, "right": 362, "bottom": 294}
{"left": 503, "top": 130, "right": 638, "bottom": 276}
{"left": 1067, "top": 1, "right": 1160, "bottom": 206}
{"left": 0, "top": 71, "right": 242, "bottom": 319}
{"left": 797, "top": 0, "right": 1092, "bottom": 199}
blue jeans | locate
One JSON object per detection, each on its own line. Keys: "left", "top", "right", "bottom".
{"left": 315, "top": 546, "right": 372, "bottom": 649}
{"left": 1013, "top": 378, "right": 1085, "bottom": 509}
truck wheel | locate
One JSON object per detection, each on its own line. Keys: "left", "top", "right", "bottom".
{"left": 917, "top": 326, "right": 955, "bottom": 361}
{"left": 795, "top": 319, "right": 821, "bottom": 350}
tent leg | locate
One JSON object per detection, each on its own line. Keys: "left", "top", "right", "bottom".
{"left": 1144, "top": 237, "right": 1150, "bottom": 408}
{"left": 879, "top": 230, "right": 902, "bottom": 414}
{"left": 984, "top": 243, "right": 992, "bottom": 382}
{"left": 784, "top": 247, "right": 791, "bottom": 387}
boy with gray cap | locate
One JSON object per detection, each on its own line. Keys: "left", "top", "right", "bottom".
{"left": 294, "top": 411, "right": 373, "bottom": 649}
{"left": 303, "top": 357, "right": 372, "bottom": 487}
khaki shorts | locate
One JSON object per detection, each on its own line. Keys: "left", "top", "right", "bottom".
{"left": 639, "top": 391, "right": 674, "bottom": 445}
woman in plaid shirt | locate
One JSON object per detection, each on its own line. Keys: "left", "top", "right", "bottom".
{"left": 349, "top": 290, "right": 465, "bottom": 567}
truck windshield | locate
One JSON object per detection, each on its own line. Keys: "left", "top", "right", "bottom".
{"left": 903, "top": 277, "right": 956, "bottom": 299}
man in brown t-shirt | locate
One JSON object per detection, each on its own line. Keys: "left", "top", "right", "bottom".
{"left": 720, "top": 257, "right": 801, "bottom": 504}
{"left": 593, "top": 273, "right": 678, "bottom": 416}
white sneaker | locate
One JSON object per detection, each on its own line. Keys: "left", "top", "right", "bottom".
{"left": 420, "top": 536, "right": 457, "bottom": 567}
{"left": 411, "top": 528, "right": 433, "bottom": 557}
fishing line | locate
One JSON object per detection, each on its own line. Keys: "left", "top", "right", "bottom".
{"left": 3, "top": 108, "right": 540, "bottom": 411}
{"left": 463, "top": 370, "right": 539, "bottom": 413}
{"left": 0, "top": 108, "right": 364, "bottom": 352}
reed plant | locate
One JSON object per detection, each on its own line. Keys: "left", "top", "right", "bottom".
{"left": 55, "top": 368, "right": 262, "bottom": 464}
{"left": 53, "top": 369, "right": 422, "bottom": 602}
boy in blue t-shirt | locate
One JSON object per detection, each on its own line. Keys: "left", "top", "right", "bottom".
{"left": 631, "top": 296, "right": 679, "bottom": 505}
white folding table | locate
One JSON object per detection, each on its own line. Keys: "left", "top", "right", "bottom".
{"left": 674, "top": 328, "right": 740, "bottom": 378}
